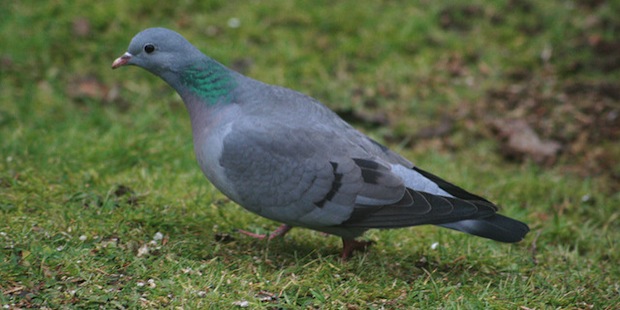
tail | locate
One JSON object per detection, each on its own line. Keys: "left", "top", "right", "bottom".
{"left": 342, "top": 188, "right": 529, "bottom": 242}
{"left": 412, "top": 166, "right": 529, "bottom": 242}
{"left": 439, "top": 214, "right": 529, "bottom": 243}
{"left": 339, "top": 164, "right": 530, "bottom": 242}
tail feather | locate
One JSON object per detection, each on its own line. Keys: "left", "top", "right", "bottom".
{"left": 342, "top": 189, "right": 497, "bottom": 228}
{"left": 340, "top": 165, "right": 529, "bottom": 242}
{"left": 439, "top": 214, "right": 530, "bottom": 243}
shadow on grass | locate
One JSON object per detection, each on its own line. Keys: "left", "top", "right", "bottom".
{"left": 169, "top": 221, "right": 530, "bottom": 283}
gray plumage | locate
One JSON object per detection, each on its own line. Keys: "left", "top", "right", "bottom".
{"left": 113, "top": 27, "right": 529, "bottom": 258}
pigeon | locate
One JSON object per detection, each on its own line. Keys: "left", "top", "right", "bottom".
{"left": 112, "top": 27, "right": 529, "bottom": 259}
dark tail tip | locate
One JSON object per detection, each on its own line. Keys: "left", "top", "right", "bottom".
{"left": 439, "top": 214, "right": 530, "bottom": 243}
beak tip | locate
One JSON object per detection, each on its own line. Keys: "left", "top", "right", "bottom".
{"left": 112, "top": 53, "right": 132, "bottom": 69}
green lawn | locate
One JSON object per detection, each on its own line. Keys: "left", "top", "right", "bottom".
{"left": 1, "top": 0, "right": 619, "bottom": 308}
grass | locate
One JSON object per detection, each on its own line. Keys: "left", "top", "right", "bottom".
{"left": 1, "top": 0, "right": 619, "bottom": 308}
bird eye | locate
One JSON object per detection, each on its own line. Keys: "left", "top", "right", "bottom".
{"left": 143, "top": 43, "right": 155, "bottom": 54}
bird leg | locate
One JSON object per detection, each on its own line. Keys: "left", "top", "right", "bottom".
{"left": 340, "top": 238, "right": 374, "bottom": 260}
{"left": 237, "top": 224, "right": 293, "bottom": 240}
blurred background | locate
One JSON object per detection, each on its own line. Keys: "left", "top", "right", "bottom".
{"left": 2, "top": 1, "right": 618, "bottom": 181}
{"left": 1, "top": 0, "right": 619, "bottom": 308}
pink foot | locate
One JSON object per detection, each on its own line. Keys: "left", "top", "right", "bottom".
{"left": 237, "top": 224, "right": 293, "bottom": 240}
{"left": 340, "top": 239, "right": 374, "bottom": 260}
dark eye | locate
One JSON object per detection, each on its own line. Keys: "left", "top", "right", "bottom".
{"left": 143, "top": 43, "right": 155, "bottom": 54}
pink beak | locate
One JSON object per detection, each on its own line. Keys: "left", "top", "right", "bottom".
{"left": 112, "top": 52, "right": 132, "bottom": 69}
